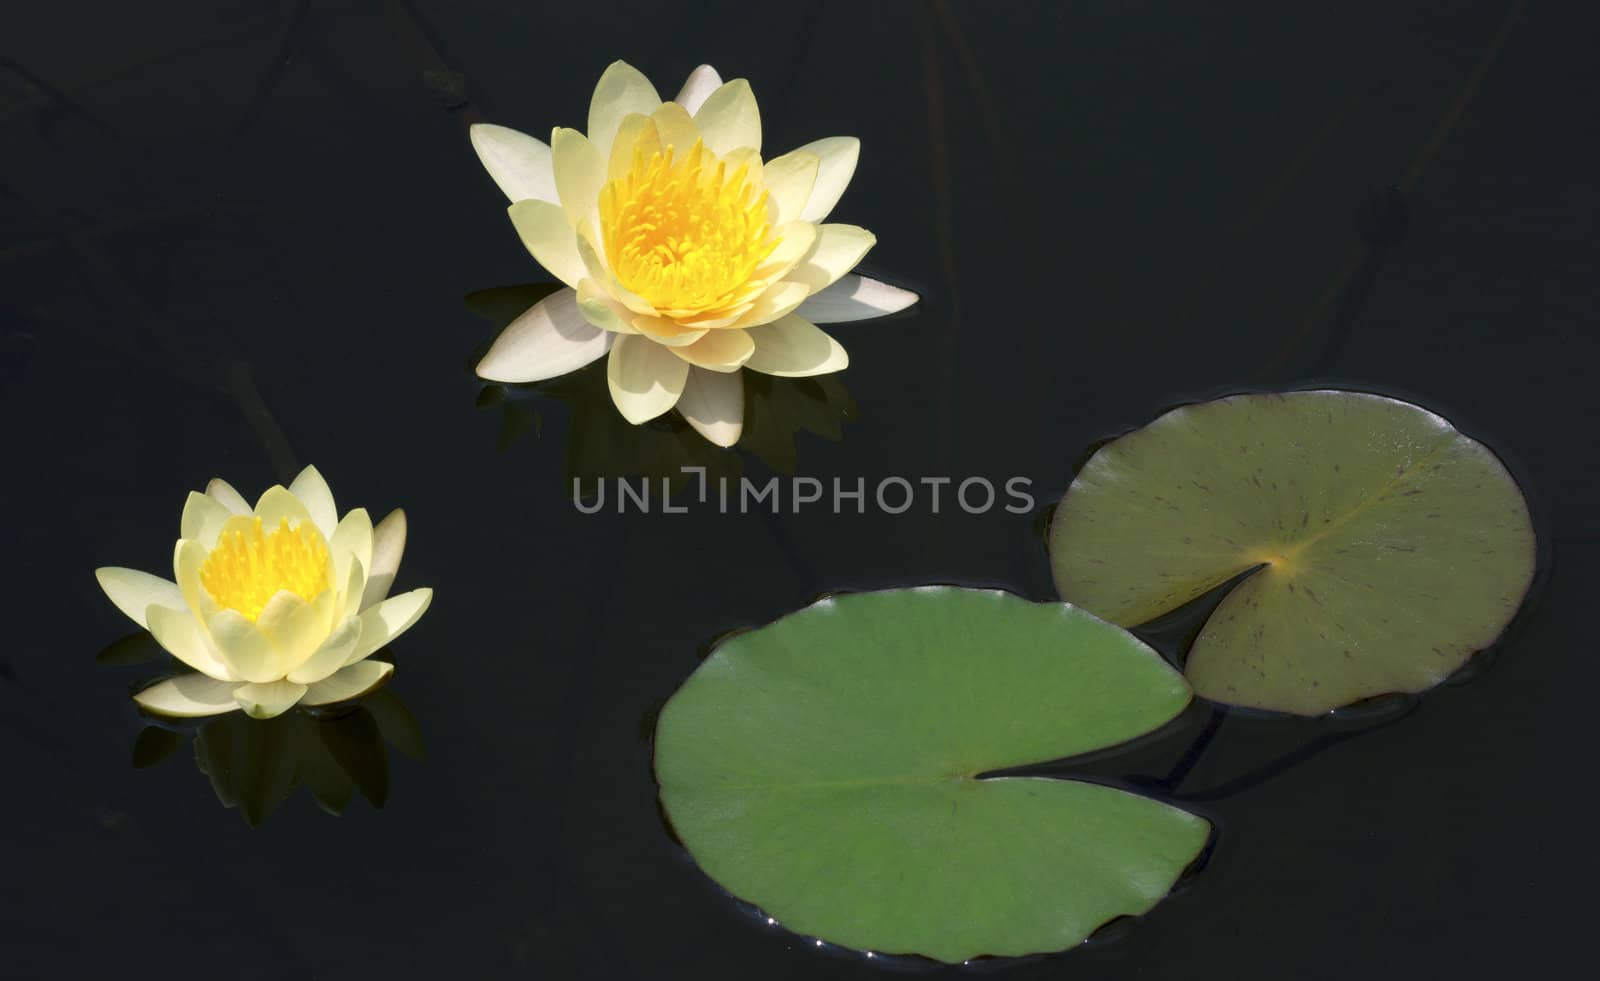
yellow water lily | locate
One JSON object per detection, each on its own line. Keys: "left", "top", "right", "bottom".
{"left": 95, "top": 466, "right": 432, "bottom": 719}
{"left": 471, "top": 61, "right": 917, "bottom": 446}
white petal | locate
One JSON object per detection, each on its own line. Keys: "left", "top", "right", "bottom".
{"left": 348, "top": 588, "right": 433, "bottom": 665}
{"left": 302, "top": 661, "right": 394, "bottom": 707}
{"left": 731, "top": 281, "right": 811, "bottom": 329}
{"left": 744, "top": 315, "right": 849, "bottom": 377}
{"left": 794, "top": 137, "right": 860, "bottom": 222}
{"left": 669, "top": 328, "right": 754, "bottom": 372}
{"left": 748, "top": 222, "right": 818, "bottom": 287}
{"left": 207, "top": 609, "right": 279, "bottom": 683}
{"left": 693, "top": 79, "right": 761, "bottom": 155}
{"left": 631, "top": 314, "right": 708, "bottom": 347}
{"left": 607, "top": 112, "right": 655, "bottom": 181}
{"left": 507, "top": 199, "right": 588, "bottom": 288}
{"left": 147, "top": 604, "right": 233, "bottom": 679}
{"left": 551, "top": 127, "right": 606, "bottom": 230}
{"left": 95, "top": 567, "right": 184, "bottom": 630}
{"left": 476, "top": 287, "right": 614, "bottom": 383}
{"left": 179, "top": 492, "right": 232, "bottom": 548}
{"left": 134, "top": 673, "right": 243, "bottom": 718}
{"left": 173, "top": 539, "right": 214, "bottom": 620}
{"left": 258, "top": 589, "right": 336, "bottom": 675}
{"left": 340, "top": 555, "right": 368, "bottom": 620}
{"left": 674, "top": 64, "right": 723, "bottom": 115}
{"left": 253, "top": 485, "right": 314, "bottom": 531}
{"left": 205, "top": 478, "right": 251, "bottom": 514}
{"left": 287, "top": 615, "right": 363, "bottom": 685}
{"left": 794, "top": 274, "right": 919, "bottom": 324}
{"left": 760, "top": 150, "right": 820, "bottom": 224}
{"left": 361, "top": 509, "right": 406, "bottom": 610}
{"left": 288, "top": 465, "right": 338, "bottom": 537}
{"left": 678, "top": 367, "right": 744, "bottom": 447}
{"left": 788, "top": 224, "right": 876, "bottom": 293}
{"left": 649, "top": 102, "right": 700, "bottom": 155}
{"left": 606, "top": 334, "right": 690, "bottom": 423}
{"left": 329, "top": 507, "right": 373, "bottom": 587}
{"left": 576, "top": 280, "right": 640, "bottom": 333}
{"left": 588, "top": 61, "right": 662, "bottom": 158}
{"left": 233, "top": 680, "right": 308, "bottom": 719}
{"left": 469, "top": 123, "right": 558, "bottom": 203}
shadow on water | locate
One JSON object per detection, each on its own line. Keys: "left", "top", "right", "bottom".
{"left": 101, "top": 632, "right": 425, "bottom": 826}
{"left": 129, "top": 685, "right": 424, "bottom": 826}
{"left": 465, "top": 284, "right": 859, "bottom": 493}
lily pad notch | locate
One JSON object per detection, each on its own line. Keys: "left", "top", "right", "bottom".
{"left": 654, "top": 586, "right": 1212, "bottom": 963}
{"left": 1049, "top": 390, "right": 1537, "bottom": 716}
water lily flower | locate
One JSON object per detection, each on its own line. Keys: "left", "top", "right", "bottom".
{"left": 470, "top": 61, "right": 917, "bottom": 447}
{"left": 95, "top": 466, "right": 432, "bottom": 720}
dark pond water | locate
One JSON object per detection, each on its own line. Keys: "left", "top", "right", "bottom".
{"left": 4, "top": 1, "right": 1597, "bottom": 977}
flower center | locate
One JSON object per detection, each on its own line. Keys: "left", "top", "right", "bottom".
{"left": 200, "top": 517, "right": 332, "bottom": 620}
{"left": 599, "top": 139, "right": 777, "bottom": 314}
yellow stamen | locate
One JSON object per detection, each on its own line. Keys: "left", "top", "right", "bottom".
{"left": 599, "top": 139, "right": 777, "bottom": 315}
{"left": 199, "top": 517, "right": 332, "bottom": 620}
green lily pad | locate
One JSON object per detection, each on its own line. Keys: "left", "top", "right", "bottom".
{"left": 654, "top": 587, "right": 1210, "bottom": 963}
{"left": 1049, "top": 390, "right": 1536, "bottom": 716}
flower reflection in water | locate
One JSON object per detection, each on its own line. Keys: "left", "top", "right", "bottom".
{"left": 110, "top": 632, "right": 423, "bottom": 826}
{"left": 469, "top": 284, "right": 857, "bottom": 489}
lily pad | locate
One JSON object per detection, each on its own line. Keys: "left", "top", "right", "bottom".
{"left": 654, "top": 587, "right": 1210, "bottom": 963}
{"left": 1049, "top": 390, "right": 1536, "bottom": 715}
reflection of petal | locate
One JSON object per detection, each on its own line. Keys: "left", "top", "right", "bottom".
{"left": 319, "top": 707, "right": 389, "bottom": 807}
{"left": 675, "top": 64, "right": 722, "bottom": 115}
{"left": 607, "top": 335, "right": 690, "bottom": 423}
{"left": 234, "top": 680, "right": 308, "bottom": 719}
{"left": 795, "top": 274, "right": 919, "bottom": 324}
{"left": 361, "top": 509, "right": 406, "bottom": 610}
{"left": 95, "top": 567, "right": 184, "bottom": 630}
{"left": 134, "top": 672, "right": 242, "bottom": 717}
{"left": 298, "top": 721, "right": 355, "bottom": 815}
{"left": 470, "top": 124, "right": 557, "bottom": 203}
{"left": 745, "top": 316, "right": 849, "bottom": 377}
{"left": 365, "top": 690, "right": 426, "bottom": 761}
{"left": 587, "top": 61, "right": 662, "bottom": 157}
{"left": 477, "top": 288, "right": 614, "bottom": 383}
{"left": 793, "top": 137, "right": 861, "bottom": 222}
{"left": 196, "top": 711, "right": 298, "bottom": 825}
{"left": 678, "top": 367, "right": 744, "bottom": 447}
{"left": 349, "top": 589, "right": 433, "bottom": 664}
{"left": 693, "top": 79, "right": 761, "bottom": 155}
{"left": 303, "top": 660, "right": 394, "bottom": 706}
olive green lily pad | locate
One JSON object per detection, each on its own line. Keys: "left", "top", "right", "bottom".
{"left": 654, "top": 587, "right": 1210, "bottom": 963}
{"left": 1049, "top": 390, "right": 1536, "bottom": 715}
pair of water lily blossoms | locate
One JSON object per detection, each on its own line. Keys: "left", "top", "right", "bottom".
{"left": 95, "top": 62, "right": 918, "bottom": 720}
